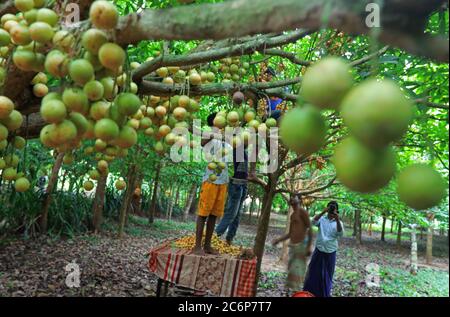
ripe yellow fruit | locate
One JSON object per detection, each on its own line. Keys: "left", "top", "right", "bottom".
{"left": 33, "top": 83, "right": 48, "bottom": 97}
{"left": 15, "top": 177, "right": 30, "bottom": 192}
{"left": 89, "top": 0, "right": 119, "bottom": 29}
{"left": 0, "top": 96, "right": 14, "bottom": 119}
{"left": 98, "top": 43, "right": 125, "bottom": 71}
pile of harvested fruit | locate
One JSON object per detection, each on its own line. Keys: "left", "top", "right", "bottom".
{"left": 174, "top": 234, "right": 242, "bottom": 257}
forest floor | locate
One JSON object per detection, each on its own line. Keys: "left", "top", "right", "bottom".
{"left": 0, "top": 214, "right": 448, "bottom": 297}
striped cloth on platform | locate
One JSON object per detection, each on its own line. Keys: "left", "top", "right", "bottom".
{"left": 148, "top": 241, "right": 257, "bottom": 297}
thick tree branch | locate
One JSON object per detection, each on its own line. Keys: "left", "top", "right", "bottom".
{"left": 139, "top": 77, "right": 302, "bottom": 97}
{"left": 116, "top": 0, "right": 448, "bottom": 63}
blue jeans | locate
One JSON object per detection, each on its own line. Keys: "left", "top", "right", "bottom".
{"left": 215, "top": 181, "right": 248, "bottom": 241}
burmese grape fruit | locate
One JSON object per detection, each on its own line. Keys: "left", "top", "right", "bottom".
{"left": 98, "top": 43, "right": 125, "bottom": 71}
{"left": 89, "top": 0, "right": 119, "bottom": 30}
{"left": 0, "top": 96, "right": 14, "bottom": 119}
{"left": 115, "top": 93, "right": 141, "bottom": 116}
{"left": 280, "top": 105, "right": 327, "bottom": 155}
{"left": 63, "top": 88, "right": 89, "bottom": 113}
{"left": 300, "top": 57, "right": 353, "bottom": 109}
{"left": 69, "top": 59, "right": 95, "bottom": 86}
{"left": 1, "top": 110, "right": 24, "bottom": 131}
{"left": 15, "top": 177, "right": 30, "bottom": 192}
{"left": 340, "top": 79, "right": 413, "bottom": 148}
{"left": 84, "top": 80, "right": 104, "bottom": 101}
{"left": 83, "top": 180, "right": 95, "bottom": 191}
{"left": 333, "top": 137, "right": 396, "bottom": 193}
{"left": 115, "top": 126, "right": 137, "bottom": 149}
{"left": 82, "top": 29, "right": 108, "bottom": 55}
{"left": 94, "top": 118, "right": 119, "bottom": 141}
{"left": 29, "top": 21, "right": 54, "bottom": 44}
{"left": 15, "top": 0, "right": 35, "bottom": 12}
{"left": 115, "top": 179, "right": 126, "bottom": 191}
{"left": 397, "top": 164, "right": 446, "bottom": 210}
{"left": 40, "top": 99, "right": 67, "bottom": 123}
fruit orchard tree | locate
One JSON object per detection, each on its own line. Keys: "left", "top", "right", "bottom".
{"left": 0, "top": 0, "right": 448, "bottom": 289}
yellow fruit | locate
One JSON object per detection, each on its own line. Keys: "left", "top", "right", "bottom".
{"left": 15, "top": 177, "right": 30, "bottom": 192}
{"left": 83, "top": 180, "right": 95, "bottom": 191}
{"left": 33, "top": 83, "right": 48, "bottom": 97}
{"left": 0, "top": 96, "right": 14, "bottom": 119}
{"left": 82, "top": 28, "right": 108, "bottom": 55}
{"left": 89, "top": 0, "right": 119, "bottom": 29}
{"left": 98, "top": 43, "right": 125, "bottom": 71}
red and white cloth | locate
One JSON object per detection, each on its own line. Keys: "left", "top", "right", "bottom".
{"left": 149, "top": 241, "right": 257, "bottom": 297}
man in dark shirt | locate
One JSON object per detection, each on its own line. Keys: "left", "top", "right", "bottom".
{"left": 215, "top": 142, "right": 249, "bottom": 245}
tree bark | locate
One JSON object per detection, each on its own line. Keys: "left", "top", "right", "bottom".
{"left": 390, "top": 217, "right": 395, "bottom": 234}
{"left": 396, "top": 221, "right": 403, "bottom": 248}
{"left": 183, "top": 183, "right": 197, "bottom": 222}
{"left": 114, "top": 0, "right": 448, "bottom": 62}
{"left": 92, "top": 174, "right": 107, "bottom": 233}
{"left": 148, "top": 161, "right": 162, "bottom": 224}
{"left": 355, "top": 209, "right": 362, "bottom": 245}
{"left": 426, "top": 225, "right": 433, "bottom": 265}
{"left": 381, "top": 215, "right": 387, "bottom": 242}
{"left": 253, "top": 175, "right": 276, "bottom": 293}
{"left": 410, "top": 225, "right": 418, "bottom": 275}
{"left": 39, "top": 152, "right": 64, "bottom": 233}
{"left": 118, "top": 166, "right": 137, "bottom": 239}
{"left": 248, "top": 197, "right": 256, "bottom": 223}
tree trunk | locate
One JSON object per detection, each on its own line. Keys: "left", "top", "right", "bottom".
{"left": 183, "top": 183, "right": 197, "bottom": 222}
{"left": 92, "top": 174, "right": 107, "bottom": 233}
{"left": 256, "top": 200, "right": 262, "bottom": 219}
{"left": 39, "top": 152, "right": 64, "bottom": 233}
{"left": 390, "top": 217, "right": 395, "bottom": 233}
{"left": 396, "top": 221, "right": 402, "bottom": 248}
{"left": 426, "top": 225, "right": 433, "bottom": 265}
{"left": 381, "top": 215, "right": 387, "bottom": 242}
{"left": 420, "top": 227, "right": 424, "bottom": 240}
{"left": 253, "top": 176, "right": 276, "bottom": 293}
{"left": 118, "top": 166, "right": 137, "bottom": 239}
{"left": 148, "top": 161, "right": 162, "bottom": 224}
{"left": 168, "top": 185, "right": 180, "bottom": 221}
{"left": 410, "top": 225, "right": 418, "bottom": 275}
{"left": 248, "top": 197, "right": 256, "bottom": 223}
{"left": 354, "top": 209, "right": 362, "bottom": 244}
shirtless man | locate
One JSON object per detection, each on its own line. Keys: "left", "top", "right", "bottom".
{"left": 272, "top": 194, "right": 313, "bottom": 295}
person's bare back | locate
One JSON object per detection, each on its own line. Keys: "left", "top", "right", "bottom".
{"left": 289, "top": 206, "right": 310, "bottom": 244}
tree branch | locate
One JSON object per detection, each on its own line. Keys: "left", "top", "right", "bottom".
{"left": 132, "top": 30, "right": 311, "bottom": 81}
{"left": 116, "top": 0, "right": 448, "bottom": 63}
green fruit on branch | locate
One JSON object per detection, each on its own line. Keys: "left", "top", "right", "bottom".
{"left": 69, "top": 59, "right": 95, "bottom": 86}
{"left": 0, "top": 124, "right": 8, "bottom": 141}
{"left": 116, "top": 126, "right": 137, "bottom": 149}
{"left": 300, "top": 57, "right": 353, "bottom": 109}
{"left": 2, "top": 167, "right": 17, "bottom": 181}
{"left": 29, "top": 21, "right": 54, "bottom": 44}
{"left": 115, "top": 93, "right": 141, "bottom": 116}
{"left": 0, "top": 96, "right": 14, "bottom": 119}
{"left": 83, "top": 180, "right": 95, "bottom": 191}
{"left": 341, "top": 79, "right": 413, "bottom": 148}
{"left": 115, "top": 179, "right": 126, "bottom": 191}
{"left": 280, "top": 105, "right": 326, "bottom": 155}
{"left": 0, "top": 110, "right": 23, "bottom": 131}
{"left": 69, "top": 112, "right": 89, "bottom": 137}
{"left": 333, "top": 137, "right": 396, "bottom": 193}
{"left": 0, "top": 28, "right": 11, "bottom": 46}
{"left": 213, "top": 115, "right": 226, "bottom": 129}
{"left": 15, "top": 177, "right": 30, "bottom": 192}
{"left": 62, "top": 88, "right": 89, "bottom": 114}
{"left": 14, "top": 0, "right": 34, "bottom": 13}
{"left": 63, "top": 152, "right": 74, "bottom": 165}
{"left": 36, "top": 8, "right": 58, "bottom": 26}
{"left": 84, "top": 80, "right": 105, "bottom": 101}
{"left": 397, "top": 164, "right": 446, "bottom": 210}
{"left": 45, "top": 50, "right": 68, "bottom": 78}
{"left": 82, "top": 29, "right": 108, "bottom": 55}
{"left": 40, "top": 99, "right": 67, "bottom": 123}
{"left": 94, "top": 118, "right": 119, "bottom": 142}
{"left": 13, "top": 136, "right": 26, "bottom": 149}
